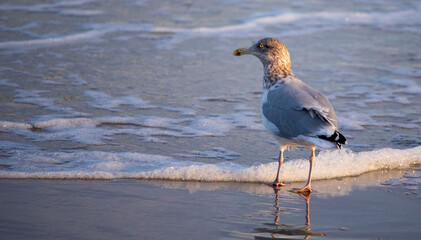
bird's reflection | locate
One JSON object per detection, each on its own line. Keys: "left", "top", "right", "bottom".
{"left": 254, "top": 188, "right": 325, "bottom": 239}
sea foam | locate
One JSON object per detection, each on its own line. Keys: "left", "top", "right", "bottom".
{"left": 0, "top": 108, "right": 263, "bottom": 144}
{"left": 84, "top": 90, "right": 152, "bottom": 111}
{"left": 1, "top": 141, "right": 419, "bottom": 182}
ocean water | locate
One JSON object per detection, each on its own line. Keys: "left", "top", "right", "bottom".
{"left": 1, "top": 0, "right": 420, "bottom": 195}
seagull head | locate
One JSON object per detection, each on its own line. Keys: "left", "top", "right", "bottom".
{"left": 233, "top": 37, "right": 292, "bottom": 74}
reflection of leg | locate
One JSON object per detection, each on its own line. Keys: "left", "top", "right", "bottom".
{"left": 255, "top": 190, "right": 325, "bottom": 239}
{"left": 272, "top": 147, "right": 285, "bottom": 187}
{"left": 305, "top": 195, "right": 310, "bottom": 226}
{"left": 295, "top": 191, "right": 311, "bottom": 226}
{"left": 294, "top": 147, "right": 315, "bottom": 193}
{"left": 273, "top": 188, "right": 280, "bottom": 226}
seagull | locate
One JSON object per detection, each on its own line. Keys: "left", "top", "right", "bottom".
{"left": 233, "top": 37, "right": 346, "bottom": 192}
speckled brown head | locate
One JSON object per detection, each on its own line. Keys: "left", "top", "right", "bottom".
{"left": 233, "top": 38, "right": 293, "bottom": 79}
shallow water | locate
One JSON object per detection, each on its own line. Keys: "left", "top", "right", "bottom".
{"left": 1, "top": 0, "right": 421, "bottom": 194}
{"left": 1, "top": 173, "right": 420, "bottom": 240}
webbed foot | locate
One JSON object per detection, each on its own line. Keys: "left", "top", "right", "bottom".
{"left": 293, "top": 185, "right": 312, "bottom": 193}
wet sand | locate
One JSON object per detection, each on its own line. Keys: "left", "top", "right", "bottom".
{"left": 1, "top": 170, "right": 420, "bottom": 240}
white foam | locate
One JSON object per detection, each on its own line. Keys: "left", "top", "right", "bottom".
{"left": 379, "top": 67, "right": 421, "bottom": 78}
{"left": 4, "top": 82, "right": 419, "bottom": 146}
{"left": 233, "top": 104, "right": 255, "bottom": 112}
{"left": 331, "top": 76, "right": 421, "bottom": 131}
{"left": 381, "top": 78, "right": 421, "bottom": 95}
{"left": 0, "top": 0, "right": 99, "bottom": 16}
{"left": 58, "top": 9, "right": 104, "bottom": 16}
{"left": 172, "top": 17, "right": 195, "bottom": 24}
{"left": 412, "top": 117, "right": 421, "bottom": 124}
{"left": 41, "top": 80, "right": 64, "bottom": 85}
{"left": 0, "top": 142, "right": 420, "bottom": 182}
{"left": 2, "top": 5, "right": 421, "bottom": 51}
{"left": 0, "top": 66, "right": 43, "bottom": 77}
{"left": 0, "top": 23, "right": 151, "bottom": 51}
{"left": 338, "top": 112, "right": 376, "bottom": 131}
{"left": 383, "top": 176, "right": 421, "bottom": 186}
{"left": 69, "top": 74, "right": 88, "bottom": 86}
{"left": 0, "top": 141, "right": 40, "bottom": 151}
{"left": 338, "top": 111, "right": 420, "bottom": 131}
{"left": 0, "top": 79, "right": 19, "bottom": 87}
{"left": 382, "top": 171, "right": 421, "bottom": 197}
{"left": 153, "top": 6, "right": 421, "bottom": 48}
{"left": 0, "top": 121, "right": 33, "bottom": 130}
{"left": 0, "top": 29, "right": 105, "bottom": 50}
{"left": 1, "top": 108, "right": 263, "bottom": 144}
{"left": 339, "top": 78, "right": 420, "bottom": 106}
{"left": 84, "top": 90, "right": 152, "bottom": 111}
{"left": 1, "top": 118, "right": 104, "bottom": 144}
{"left": 0, "top": 0, "right": 108, "bottom": 53}
{"left": 13, "top": 89, "right": 78, "bottom": 114}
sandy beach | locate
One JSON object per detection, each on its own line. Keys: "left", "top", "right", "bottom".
{"left": 1, "top": 169, "right": 420, "bottom": 240}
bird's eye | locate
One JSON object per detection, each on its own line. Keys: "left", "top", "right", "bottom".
{"left": 259, "top": 44, "right": 264, "bottom": 49}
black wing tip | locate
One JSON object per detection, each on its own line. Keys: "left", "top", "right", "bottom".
{"left": 317, "top": 130, "right": 347, "bottom": 149}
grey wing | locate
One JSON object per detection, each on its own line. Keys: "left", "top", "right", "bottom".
{"left": 294, "top": 81, "right": 338, "bottom": 129}
{"left": 262, "top": 82, "right": 337, "bottom": 139}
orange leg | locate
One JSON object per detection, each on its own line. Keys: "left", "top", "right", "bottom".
{"left": 294, "top": 147, "right": 315, "bottom": 193}
{"left": 272, "top": 147, "right": 285, "bottom": 187}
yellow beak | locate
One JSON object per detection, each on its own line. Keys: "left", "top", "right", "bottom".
{"left": 233, "top": 48, "right": 251, "bottom": 56}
